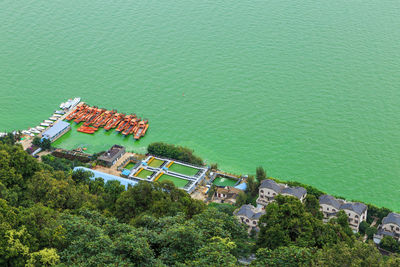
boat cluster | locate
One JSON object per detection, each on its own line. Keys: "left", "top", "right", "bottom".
{"left": 65, "top": 104, "right": 149, "bottom": 140}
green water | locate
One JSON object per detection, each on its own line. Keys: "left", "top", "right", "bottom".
{"left": 1, "top": 1, "right": 400, "bottom": 210}
{"left": 149, "top": 159, "right": 165, "bottom": 168}
{"left": 136, "top": 169, "right": 154, "bottom": 180}
{"left": 124, "top": 162, "right": 136, "bottom": 170}
{"left": 169, "top": 163, "right": 199, "bottom": 176}
{"left": 158, "top": 175, "right": 189, "bottom": 188}
{"left": 213, "top": 177, "right": 238, "bottom": 187}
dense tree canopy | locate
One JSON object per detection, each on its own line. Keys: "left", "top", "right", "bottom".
{"left": 1, "top": 141, "right": 400, "bottom": 266}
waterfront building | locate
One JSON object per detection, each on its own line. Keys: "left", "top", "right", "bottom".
{"left": 319, "top": 194, "right": 367, "bottom": 232}
{"left": 234, "top": 204, "right": 265, "bottom": 231}
{"left": 374, "top": 212, "right": 400, "bottom": 244}
{"left": 98, "top": 145, "right": 126, "bottom": 167}
{"left": 212, "top": 186, "right": 242, "bottom": 204}
{"left": 256, "top": 179, "right": 307, "bottom": 207}
{"left": 42, "top": 121, "right": 71, "bottom": 142}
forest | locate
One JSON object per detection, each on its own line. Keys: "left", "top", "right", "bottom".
{"left": 1, "top": 134, "right": 400, "bottom": 266}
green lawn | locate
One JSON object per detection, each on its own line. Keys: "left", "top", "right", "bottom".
{"left": 135, "top": 169, "right": 154, "bottom": 179}
{"left": 149, "top": 158, "right": 165, "bottom": 168}
{"left": 158, "top": 174, "right": 189, "bottom": 188}
{"left": 168, "top": 163, "right": 199, "bottom": 176}
{"left": 212, "top": 177, "right": 238, "bottom": 187}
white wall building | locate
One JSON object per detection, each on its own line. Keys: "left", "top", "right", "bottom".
{"left": 319, "top": 194, "right": 367, "bottom": 232}
{"left": 374, "top": 212, "right": 400, "bottom": 244}
{"left": 234, "top": 204, "right": 265, "bottom": 231}
{"left": 256, "top": 179, "right": 307, "bottom": 207}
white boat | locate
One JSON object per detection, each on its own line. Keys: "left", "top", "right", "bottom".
{"left": 0, "top": 132, "right": 6, "bottom": 137}
{"left": 53, "top": 114, "right": 62, "bottom": 118}
{"left": 21, "top": 130, "right": 30, "bottom": 135}
{"left": 49, "top": 117, "right": 58, "bottom": 121}
{"left": 44, "top": 120, "right": 53, "bottom": 124}
{"left": 29, "top": 133, "right": 35, "bottom": 137}
{"left": 36, "top": 126, "right": 45, "bottom": 131}
{"left": 55, "top": 110, "right": 65, "bottom": 115}
{"left": 40, "top": 123, "right": 50, "bottom": 127}
{"left": 29, "top": 128, "right": 40, "bottom": 134}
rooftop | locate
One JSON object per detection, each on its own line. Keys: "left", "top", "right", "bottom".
{"left": 235, "top": 204, "right": 265, "bottom": 220}
{"left": 382, "top": 212, "right": 400, "bottom": 227}
{"left": 98, "top": 145, "right": 125, "bottom": 161}
{"left": 42, "top": 121, "right": 70, "bottom": 139}
{"left": 259, "top": 179, "right": 283, "bottom": 192}
{"left": 340, "top": 202, "right": 367, "bottom": 215}
{"left": 281, "top": 186, "right": 307, "bottom": 199}
{"left": 319, "top": 194, "right": 343, "bottom": 209}
{"left": 73, "top": 166, "right": 137, "bottom": 188}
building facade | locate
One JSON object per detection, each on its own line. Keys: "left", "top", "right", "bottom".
{"left": 42, "top": 121, "right": 71, "bottom": 142}
{"left": 256, "top": 179, "right": 307, "bottom": 207}
{"left": 234, "top": 204, "right": 265, "bottom": 231}
{"left": 374, "top": 212, "right": 400, "bottom": 244}
{"left": 212, "top": 186, "right": 242, "bottom": 204}
{"left": 319, "top": 194, "right": 367, "bottom": 232}
{"left": 98, "top": 145, "right": 126, "bottom": 167}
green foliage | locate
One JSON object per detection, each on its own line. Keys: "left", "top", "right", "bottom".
{"left": 147, "top": 142, "right": 203, "bottom": 165}
{"left": 359, "top": 221, "right": 369, "bottom": 234}
{"left": 257, "top": 195, "right": 354, "bottom": 250}
{"left": 32, "top": 137, "right": 51, "bottom": 150}
{"left": 367, "top": 204, "right": 391, "bottom": 224}
{"left": 41, "top": 154, "right": 86, "bottom": 172}
{"left": 366, "top": 226, "right": 377, "bottom": 240}
{"left": 251, "top": 246, "right": 313, "bottom": 267}
{"left": 256, "top": 166, "right": 267, "bottom": 182}
{"left": 313, "top": 241, "right": 385, "bottom": 266}
{"left": 380, "top": 236, "right": 400, "bottom": 253}
{"left": 1, "top": 142, "right": 400, "bottom": 266}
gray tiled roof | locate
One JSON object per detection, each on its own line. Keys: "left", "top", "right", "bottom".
{"left": 340, "top": 202, "right": 367, "bottom": 216}
{"left": 235, "top": 205, "right": 265, "bottom": 220}
{"left": 382, "top": 213, "right": 400, "bottom": 227}
{"left": 259, "top": 179, "right": 282, "bottom": 192}
{"left": 319, "top": 195, "right": 342, "bottom": 209}
{"left": 281, "top": 187, "right": 307, "bottom": 199}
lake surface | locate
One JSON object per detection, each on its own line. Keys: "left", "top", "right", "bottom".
{"left": 1, "top": 0, "right": 399, "bottom": 210}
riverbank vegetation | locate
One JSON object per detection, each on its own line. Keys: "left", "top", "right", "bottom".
{"left": 1, "top": 140, "right": 400, "bottom": 265}
{"left": 147, "top": 142, "right": 203, "bottom": 165}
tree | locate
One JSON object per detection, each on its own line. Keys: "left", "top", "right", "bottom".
{"left": 246, "top": 175, "right": 258, "bottom": 197}
{"left": 257, "top": 195, "right": 353, "bottom": 250}
{"left": 380, "top": 236, "right": 400, "bottom": 253}
{"left": 313, "top": 241, "right": 384, "bottom": 266}
{"left": 256, "top": 166, "right": 267, "bottom": 182}
{"left": 235, "top": 191, "right": 247, "bottom": 207}
{"left": 359, "top": 221, "right": 369, "bottom": 234}
{"left": 304, "top": 194, "right": 323, "bottom": 219}
{"left": 186, "top": 237, "right": 238, "bottom": 267}
{"left": 26, "top": 248, "right": 60, "bottom": 267}
{"left": 251, "top": 246, "right": 313, "bottom": 267}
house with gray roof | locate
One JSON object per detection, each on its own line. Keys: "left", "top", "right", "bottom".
{"left": 374, "top": 212, "right": 400, "bottom": 244}
{"left": 234, "top": 204, "right": 265, "bottom": 231}
{"left": 281, "top": 187, "right": 307, "bottom": 202}
{"left": 318, "top": 194, "right": 367, "bottom": 232}
{"left": 98, "top": 145, "right": 126, "bottom": 167}
{"left": 256, "top": 179, "right": 307, "bottom": 207}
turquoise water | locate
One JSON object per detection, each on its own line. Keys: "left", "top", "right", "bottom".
{"left": 1, "top": 1, "right": 400, "bottom": 210}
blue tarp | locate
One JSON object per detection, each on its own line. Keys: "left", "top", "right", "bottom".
{"left": 234, "top": 182, "right": 247, "bottom": 191}
{"left": 73, "top": 167, "right": 137, "bottom": 188}
{"left": 121, "top": 169, "right": 131, "bottom": 176}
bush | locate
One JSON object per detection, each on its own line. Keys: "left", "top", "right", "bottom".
{"left": 147, "top": 142, "right": 203, "bottom": 165}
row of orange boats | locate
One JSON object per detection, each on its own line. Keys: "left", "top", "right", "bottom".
{"left": 65, "top": 104, "right": 149, "bottom": 140}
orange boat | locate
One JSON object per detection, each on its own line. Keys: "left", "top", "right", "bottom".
{"left": 116, "top": 115, "right": 134, "bottom": 132}
{"left": 65, "top": 105, "right": 86, "bottom": 121}
{"left": 134, "top": 120, "right": 147, "bottom": 140}
{"left": 77, "top": 125, "right": 98, "bottom": 134}
{"left": 122, "top": 118, "right": 139, "bottom": 136}
{"left": 104, "top": 113, "right": 123, "bottom": 130}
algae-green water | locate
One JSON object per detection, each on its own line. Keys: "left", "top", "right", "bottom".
{"left": 1, "top": 0, "right": 400, "bottom": 210}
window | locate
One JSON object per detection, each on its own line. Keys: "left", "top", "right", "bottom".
{"left": 332, "top": 209, "right": 336, "bottom": 212}
{"left": 355, "top": 215, "right": 359, "bottom": 219}
{"left": 396, "top": 227, "right": 399, "bottom": 231}
{"left": 253, "top": 221, "right": 256, "bottom": 225}
{"left": 355, "top": 220, "right": 358, "bottom": 224}
{"left": 246, "top": 219, "right": 249, "bottom": 223}
{"left": 260, "top": 190, "right": 264, "bottom": 194}
{"left": 327, "top": 207, "right": 329, "bottom": 211}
